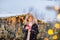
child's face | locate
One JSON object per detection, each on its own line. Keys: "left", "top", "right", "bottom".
{"left": 28, "top": 17, "right": 33, "bottom": 22}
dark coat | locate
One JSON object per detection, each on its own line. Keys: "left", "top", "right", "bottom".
{"left": 22, "top": 23, "right": 39, "bottom": 40}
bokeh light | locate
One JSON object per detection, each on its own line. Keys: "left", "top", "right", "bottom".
{"left": 54, "top": 6, "right": 59, "bottom": 11}
{"left": 57, "top": 14, "right": 60, "bottom": 21}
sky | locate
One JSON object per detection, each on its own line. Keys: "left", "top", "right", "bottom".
{"left": 0, "top": 0, "right": 60, "bottom": 22}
